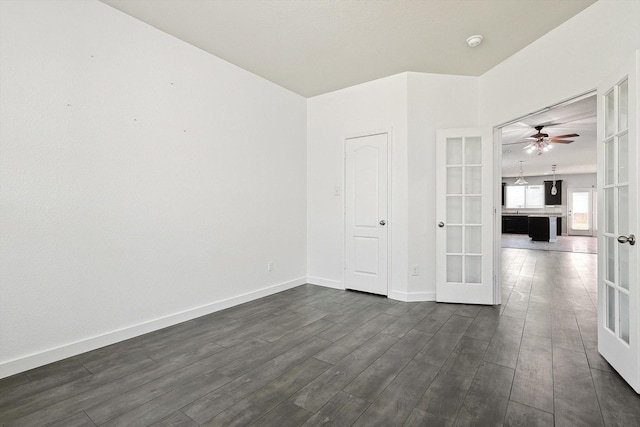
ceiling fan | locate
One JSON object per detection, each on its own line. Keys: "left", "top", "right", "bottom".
{"left": 511, "top": 125, "right": 579, "bottom": 155}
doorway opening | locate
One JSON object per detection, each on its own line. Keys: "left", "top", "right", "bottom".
{"left": 498, "top": 92, "right": 598, "bottom": 256}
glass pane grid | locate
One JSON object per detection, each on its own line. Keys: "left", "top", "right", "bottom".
{"left": 619, "top": 79, "right": 628, "bottom": 132}
{"left": 601, "top": 79, "right": 632, "bottom": 345}
{"left": 446, "top": 135, "right": 483, "bottom": 286}
{"left": 605, "top": 88, "right": 615, "bottom": 137}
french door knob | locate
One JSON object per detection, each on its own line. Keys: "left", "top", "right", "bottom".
{"left": 438, "top": 222, "right": 445, "bottom": 228}
{"left": 379, "top": 220, "right": 386, "bottom": 226}
{"left": 617, "top": 234, "right": 636, "bottom": 245}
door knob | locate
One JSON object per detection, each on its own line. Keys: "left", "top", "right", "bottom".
{"left": 438, "top": 222, "right": 445, "bottom": 228}
{"left": 379, "top": 220, "right": 386, "bottom": 226}
{"left": 617, "top": 234, "right": 636, "bottom": 245}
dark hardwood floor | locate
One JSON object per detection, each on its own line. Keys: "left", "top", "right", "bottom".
{"left": 1, "top": 248, "right": 639, "bottom": 426}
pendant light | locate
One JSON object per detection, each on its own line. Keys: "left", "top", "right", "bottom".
{"left": 551, "top": 164, "right": 558, "bottom": 195}
{"left": 514, "top": 161, "right": 528, "bottom": 185}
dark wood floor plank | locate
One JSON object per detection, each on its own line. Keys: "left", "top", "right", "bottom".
{"left": 504, "top": 400, "right": 554, "bottom": 427}
{"left": 381, "top": 302, "right": 436, "bottom": 338}
{"left": 0, "top": 358, "right": 91, "bottom": 409}
{"left": 148, "top": 411, "right": 198, "bottom": 427}
{"left": 0, "top": 373, "right": 30, "bottom": 394}
{"left": 4, "top": 338, "right": 265, "bottom": 426}
{"left": 464, "top": 306, "right": 501, "bottom": 341}
{"left": 553, "top": 347, "right": 604, "bottom": 427}
{"left": 314, "top": 314, "right": 397, "bottom": 364}
{"left": 413, "top": 315, "right": 473, "bottom": 368}
{"left": 439, "top": 336, "right": 489, "bottom": 377}
{"left": 200, "top": 358, "right": 330, "bottom": 427}
{"left": 99, "top": 370, "right": 230, "bottom": 427}
{"left": 510, "top": 342, "right": 553, "bottom": 413}
{"left": 182, "top": 336, "right": 332, "bottom": 424}
{"left": 292, "top": 333, "right": 397, "bottom": 412}
{"left": 250, "top": 400, "right": 313, "bottom": 427}
{"left": 301, "top": 391, "right": 369, "bottom": 427}
{"left": 591, "top": 368, "right": 640, "bottom": 427}
{"left": 343, "top": 329, "right": 433, "bottom": 401}
{"left": 0, "top": 358, "right": 157, "bottom": 422}
{"left": 216, "top": 319, "right": 334, "bottom": 378}
{"left": 415, "top": 371, "right": 475, "bottom": 422}
{"left": 455, "top": 362, "right": 514, "bottom": 426}
{"left": 352, "top": 360, "right": 440, "bottom": 426}
{"left": 47, "top": 411, "right": 97, "bottom": 427}
{"left": 404, "top": 408, "right": 454, "bottom": 427}
{"left": 214, "top": 310, "right": 302, "bottom": 348}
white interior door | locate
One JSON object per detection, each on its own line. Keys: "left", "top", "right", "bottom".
{"left": 436, "top": 128, "right": 495, "bottom": 304}
{"left": 597, "top": 51, "right": 639, "bottom": 393}
{"left": 568, "top": 188, "right": 596, "bottom": 236}
{"left": 345, "top": 133, "right": 388, "bottom": 296}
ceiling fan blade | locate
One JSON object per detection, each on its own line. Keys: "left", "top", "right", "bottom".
{"left": 550, "top": 140, "right": 574, "bottom": 144}
{"left": 551, "top": 133, "right": 580, "bottom": 139}
{"left": 522, "top": 143, "right": 535, "bottom": 150}
{"left": 503, "top": 140, "right": 534, "bottom": 146}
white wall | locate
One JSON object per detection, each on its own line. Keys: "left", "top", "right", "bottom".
{"left": 306, "top": 72, "right": 479, "bottom": 301}
{"left": 306, "top": 73, "right": 409, "bottom": 296}
{"left": 480, "top": 0, "right": 640, "bottom": 127}
{"left": 406, "top": 73, "right": 479, "bottom": 300}
{"left": 0, "top": 0, "right": 307, "bottom": 377}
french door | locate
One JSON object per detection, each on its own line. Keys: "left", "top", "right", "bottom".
{"left": 436, "top": 128, "right": 495, "bottom": 304}
{"left": 597, "top": 51, "right": 639, "bottom": 393}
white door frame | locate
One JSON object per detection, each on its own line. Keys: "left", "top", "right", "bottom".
{"left": 493, "top": 90, "right": 597, "bottom": 306}
{"left": 343, "top": 129, "right": 393, "bottom": 295}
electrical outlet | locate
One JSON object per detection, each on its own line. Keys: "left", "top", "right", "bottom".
{"left": 267, "top": 261, "right": 273, "bottom": 272}
{"left": 411, "top": 264, "right": 419, "bottom": 276}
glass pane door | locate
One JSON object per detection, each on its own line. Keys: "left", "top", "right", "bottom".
{"left": 436, "top": 128, "right": 494, "bottom": 305}
{"left": 602, "top": 80, "right": 630, "bottom": 344}
{"left": 597, "top": 50, "right": 639, "bottom": 394}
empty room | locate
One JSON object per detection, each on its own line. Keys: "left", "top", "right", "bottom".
{"left": 1, "top": 1, "right": 640, "bottom": 426}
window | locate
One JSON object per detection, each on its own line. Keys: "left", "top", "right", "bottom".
{"left": 505, "top": 185, "right": 544, "bottom": 208}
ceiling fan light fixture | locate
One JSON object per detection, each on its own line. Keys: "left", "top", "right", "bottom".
{"left": 466, "top": 35, "right": 483, "bottom": 48}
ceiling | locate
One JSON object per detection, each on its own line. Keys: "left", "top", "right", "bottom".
{"left": 501, "top": 95, "right": 597, "bottom": 178}
{"left": 100, "top": 0, "right": 596, "bottom": 97}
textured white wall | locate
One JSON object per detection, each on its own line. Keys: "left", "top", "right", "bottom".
{"left": 306, "top": 72, "right": 479, "bottom": 302}
{"left": 479, "top": 0, "right": 640, "bottom": 126}
{"left": 306, "top": 74, "right": 409, "bottom": 297}
{"left": 0, "top": 0, "right": 307, "bottom": 376}
{"left": 406, "top": 73, "right": 479, "bottom": 300}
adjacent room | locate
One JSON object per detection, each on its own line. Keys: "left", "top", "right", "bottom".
{"left": 1, "top": 0, "right": 640, "bottom": 426}
{"left": 501, "top": 94, "right": 598, "bottom": 254}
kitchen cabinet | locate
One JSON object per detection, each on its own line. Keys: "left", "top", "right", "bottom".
{"left": 544, "top": 180, "right": 562, "bottom": 205}
{"left": 502, "top": 215, "right": 529, "bottom": 234}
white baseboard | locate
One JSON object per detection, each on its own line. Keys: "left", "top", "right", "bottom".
{"left": 0, "top": 277, "right": 306, "bottom": 379}
{"left": 389, "top": 290, "right": 436, "bottom": 302}
{"left": 306, "top": 276, "right": 344, "bottom": 290}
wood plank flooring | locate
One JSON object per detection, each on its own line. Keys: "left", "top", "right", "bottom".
{"left": 1, "top": 248, "right": 639, "bottom": 426}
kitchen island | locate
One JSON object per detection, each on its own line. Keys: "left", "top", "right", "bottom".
{"left": 501, "top": 214, "right": 562, "bottom": 242}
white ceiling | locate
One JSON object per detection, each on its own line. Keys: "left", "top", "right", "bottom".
{"left": 100, "top": 0, "right": 596, "bottom": 97}
{"left": 501, "top": 95, "right": 597, "bottom": 178}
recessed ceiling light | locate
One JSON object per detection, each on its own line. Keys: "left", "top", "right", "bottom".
{"left": 466, "top": 35, "right": 483, "bottom": 48}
